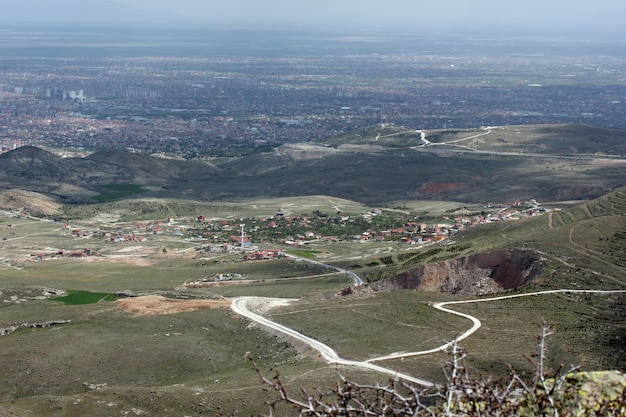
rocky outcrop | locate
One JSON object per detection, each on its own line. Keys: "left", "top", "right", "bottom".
{"left": 371, "top": 249, "right": 542, "bottom": 295}
{"left": 0, "top": 320, "right": 72, "bottom": 336}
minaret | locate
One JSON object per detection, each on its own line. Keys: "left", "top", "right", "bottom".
{"left": 240, "top": 224, "right": 245, "bottom": 248}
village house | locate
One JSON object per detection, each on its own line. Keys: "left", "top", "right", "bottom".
{"left": 214, "top": 273, "right": 243, "bottom": 281}
{"left": 244, "top": 249, "right": 283, "bottom": 261}
{"left": 204, "top": 243, "right": 234, "bottom": 252}
{"left": 229, "top": 235, "right": 252, "bottom": 247}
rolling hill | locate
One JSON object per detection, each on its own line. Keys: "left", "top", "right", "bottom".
{"left": 275, "top": 185, "right": 626, "bottom": 380}
{"left": 1, "top": 124, "right": 625, "bottom": 209}
{"left": 0, "top": 140, "right": 624, "bottom": 415}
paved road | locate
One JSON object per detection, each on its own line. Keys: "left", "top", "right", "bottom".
{"left": 410, "top": 128, "right": 626, "bottom": 162}
{"left": 231, "top": 296, "right": 434, "bottom": 387}
{"left": 233, "top": 251, "right": 626, "bottom": 384}
{"left": 231, "top": 289, "right": 626, "bottom": 386}
{"left": 284, "top": 254, "right": 364, "bottom": 286}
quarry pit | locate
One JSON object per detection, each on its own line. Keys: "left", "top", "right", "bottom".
{"left": 371, "top": 249, "right": 543, "bottom": 296}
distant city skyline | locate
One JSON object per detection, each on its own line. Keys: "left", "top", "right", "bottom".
{"left": 1, "top": 0, "right": 625, "bottom": 35}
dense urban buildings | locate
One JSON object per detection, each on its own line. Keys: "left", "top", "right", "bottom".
{"left": 1, "top": 29, "right": 625, "bottom": 156}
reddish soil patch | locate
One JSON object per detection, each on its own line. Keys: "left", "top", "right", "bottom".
{"left": 371, "top": 249, "right": 543, "bottom": 296}
{"left": 420, "top": 182, "right": 463, "bottom": 194}
{"left": 114, "top": 295, "right": 231, "bottom": 316}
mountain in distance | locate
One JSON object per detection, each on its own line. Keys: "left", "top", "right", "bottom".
{"left": 0, "top": 145, "right": 219, "bottom": 204}
{"left": 0, "top": 124, "right": 625, "bottom": 207}
{"left": 0, "top": 125, "right": 625, "bottom": 414}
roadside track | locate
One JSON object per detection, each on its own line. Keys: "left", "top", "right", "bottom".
{"left": 231, "top": 296, "right": 434, "bottom": 387}
{"left": 230, "top": 289, "right": 626, "bottom": 386}
{"left": 367, "top": 288, "right": 626, "bottom": 363}
{"left": 232, "top": 249, "right": 626, "bottom": 385}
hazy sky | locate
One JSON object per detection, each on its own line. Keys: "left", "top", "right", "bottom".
{"left": 1, "top": 0, "right": 625, "bottom": 35}
{"left": 110, "top": 0, "right": 626, "bottom": 32}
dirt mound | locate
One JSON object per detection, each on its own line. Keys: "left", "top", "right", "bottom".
{"left": 0, "top": 189, "right": 61, "bottom": 215}
{"left": 371, "top": 249, "right": 543, "bottom": 295}
{"left": 114, "top": 295, "right": 231, "bottom": 316}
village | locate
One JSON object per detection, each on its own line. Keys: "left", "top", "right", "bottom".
{"left": 10, "top": 198, "right": 546, "bottom": 265}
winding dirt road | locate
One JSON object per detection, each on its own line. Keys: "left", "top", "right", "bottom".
{"left": 231, "top": 289, "right": 626, "bottom": 386}
{"left": 231, "top": 297, "right": 434, "bottom": 387}
{"left": 366, "top": 289, "right": 626, "bottom": 363}
{"left": 229, "top": 250, "right": 626, "bottom": 385}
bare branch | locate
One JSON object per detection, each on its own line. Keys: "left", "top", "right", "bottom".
{"left": 242, "top": 324, "right": 624, "bottom": 417}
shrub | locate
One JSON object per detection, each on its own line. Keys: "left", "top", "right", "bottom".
{"left": 245, "top": 323, "right": 625, "bottom": 416}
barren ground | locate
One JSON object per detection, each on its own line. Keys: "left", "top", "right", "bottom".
{"left": 114, "top": 295, "right": 231, "bottom": 315}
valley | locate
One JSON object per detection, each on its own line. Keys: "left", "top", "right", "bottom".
{"left": 0, "top": 162, "right": 624, "bottom": 415}
{"left": 0, "top": 24, "right": 625, "bottom": 415}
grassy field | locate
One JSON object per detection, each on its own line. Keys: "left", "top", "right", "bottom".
{"left": 200, "top": 274, "right": 352, "bottom": 298}
{"left": 0, "top": 186, "right": 625, "bottom": 416}
{"left": 409, "top": 124, "right": 626, "bottom": 156}
{"left": 52, "top": 289, "right": 116, "bottom": 304}
{"left": 58, "top": 194, "right": 368, "bottom": 222}
{"left": 0, "top": 256, "right": 341, "bottom": 295}
{"left": 93, "top": 184, "right": 149, "bottom": 203}
{"left": 270, "top": 290, "right": 469, "bottom": 361}
{"left": 0, "top": 296, "right": 308, "bottom": 415}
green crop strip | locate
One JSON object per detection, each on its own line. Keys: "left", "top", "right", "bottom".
{"left": 52, "top": 290, "right": 117, "bottom": 305}
{"left": 93, "top": 184, "right": 148, "bottom": 202}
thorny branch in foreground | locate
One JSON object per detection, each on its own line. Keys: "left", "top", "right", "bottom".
{"left": 245, "top": 324, "right": 625, "bottom": 416}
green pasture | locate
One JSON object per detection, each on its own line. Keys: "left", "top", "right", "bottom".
{"left": 272, "top": 290, "right": 467, "bottom": 361}
{"left": 0, "top": 185, "right": 625, "bottom": 416}
{"left": 0, "top": 297, "right": 307, "bottom": 415}
{"left": 0, "top": 259, "right": 201, "bottom": 292}
{"left": 452, "top": 291, "right": 626, "bottom": 373}
{"left": 269, "top": 288, "right": 626, "bottom": 380}
{"left": 52, "top": 289, "right": 116, "bottom": 305}
{"left": 285, "top": 249, "right": 320, "bottom": 258}
{"left": 0, "top": 256, "right": 338, "bottom": 294}
{"left": 202, "top": 274, "right": 352, "bottom": 298}
{"left": 196, "top": 258, "right": 334, "bottom": 280}
{"left": 93, "top": 184, "right": 149, "bottom": 202}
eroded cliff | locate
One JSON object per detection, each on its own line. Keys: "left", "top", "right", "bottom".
{"left": 370, "top": 249, "right": 543, "bottom": 295}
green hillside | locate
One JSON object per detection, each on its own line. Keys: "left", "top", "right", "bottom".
{"left": 456, "top": 185, "right": 626, "bottom": 288}
{"left": 1, "top": 123, "right": 624, "bottom": 206}
{"left": 0, "top": 125, "right": 625, "bottom": 416}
